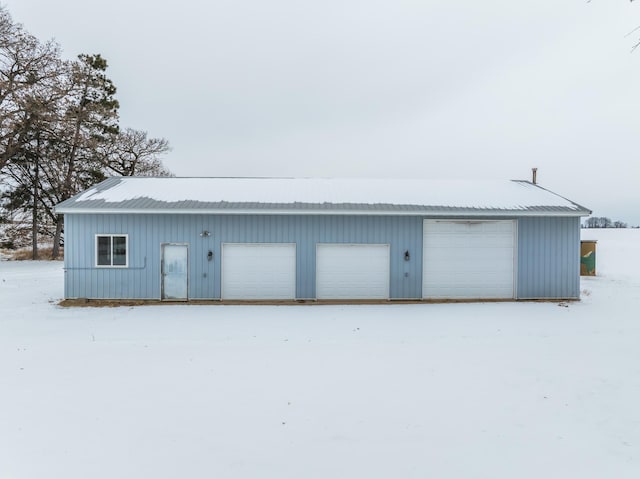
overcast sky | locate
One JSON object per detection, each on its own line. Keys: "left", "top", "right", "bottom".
{"left": 5, "top": 0, "right": 640, "bottom": 224}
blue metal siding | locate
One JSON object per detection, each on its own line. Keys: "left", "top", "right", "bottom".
{"left": 63, "top": 214, "right": 423, "bottom": 300}
{"left": 517, "top": 217, "right": 580, "bottom": 299}
{"left": 63, "top": 213, "right": 581, "bottom": 300}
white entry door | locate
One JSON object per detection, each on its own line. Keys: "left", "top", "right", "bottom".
{"left": 222, "top": 243, "right": 296, "bottom": 299}
{"left": 422, "top": 220, "right": 515, "bottom": 299}
{"left": 316, "top": 244, "right": 390, "bottom": 299}
{"left": 161, "top": 243, "right": 189, "bottom": 300}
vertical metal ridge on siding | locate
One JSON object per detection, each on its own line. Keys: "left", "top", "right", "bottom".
{"left": 517, "top": 217, "right": 580, "bottom": 299}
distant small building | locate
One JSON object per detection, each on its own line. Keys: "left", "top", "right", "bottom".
{"left": 55, "top": 177, "right": 591, "bottom": 302}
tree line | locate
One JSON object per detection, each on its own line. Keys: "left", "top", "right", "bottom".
{"left": 582, "top": 217, "right": 629, "bottom": 228}
{"left": 0, "top": 6, "right": 171, "bottom": 259}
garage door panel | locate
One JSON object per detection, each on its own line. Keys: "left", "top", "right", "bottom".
{"left": 222, "top": 243, "right": 296, "bottom": 299}
{"left": 423, "top": 220, "right": 515, "bottom": 299}
{"left": 316, "top": 244, "right": 389, "bottom": 299}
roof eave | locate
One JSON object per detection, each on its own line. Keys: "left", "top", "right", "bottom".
{"left": 54, "top": 207, "right": 591, "bottom": 217}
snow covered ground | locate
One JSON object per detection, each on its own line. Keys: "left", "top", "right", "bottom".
{"left": 0, "top": 229, "right": 639, "bottom": 479}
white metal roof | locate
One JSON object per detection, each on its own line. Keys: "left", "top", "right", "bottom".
{"left": 54, "top": 177, "right": 591, "bottom": 216}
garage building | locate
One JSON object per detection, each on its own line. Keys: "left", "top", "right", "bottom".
{"left": 55, "top": 177, "right": 591, "bottom": 301}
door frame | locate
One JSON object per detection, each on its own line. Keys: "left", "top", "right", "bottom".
{"left": 160, "top": 242, "right": 190, "bottom": 301}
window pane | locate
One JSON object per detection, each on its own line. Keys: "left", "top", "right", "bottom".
{"left": 113, "top": 236, "right": 127, "bottom": 266}
{"left": 97, "top": 236, "right": 111, "bottom": 265}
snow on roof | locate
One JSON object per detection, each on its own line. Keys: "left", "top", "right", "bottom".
{"left": 55, "top": 177, "right": 591, "bottom": 216}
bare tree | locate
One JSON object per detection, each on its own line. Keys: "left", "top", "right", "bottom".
{"left": 100, "top": 128, "right": 171, "bottom": 177}
{"left": 1, "top": 6, "right": 67, "bottom": 258}
{"left": 0, "top": 7, "right": 61, "bottom": 171}
{"left": 1, "top": 6, "right": 173, "bottom": 258}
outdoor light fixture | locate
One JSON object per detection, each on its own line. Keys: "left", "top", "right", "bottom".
{"left": 200, "top": 230, "right": 210, "bottom": 237}
{"left": 404, "top": 250, "right": 410, "bottom": 261}
{"left": 207, "top": 251, "right": 213, "bottom": 261}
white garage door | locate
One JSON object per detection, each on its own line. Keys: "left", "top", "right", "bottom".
{"left": 422, "top": 220, "right": 515, "bottom": 299}
{"left": 316, "top": 244, "right": 390, "bottom": 299}
{"left": 222, "top": 243, "right": 296, "bottom": 299}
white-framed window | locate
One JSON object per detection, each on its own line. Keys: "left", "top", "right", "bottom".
{"left": 95, "top": 234, "right": 128, "bottom": 267}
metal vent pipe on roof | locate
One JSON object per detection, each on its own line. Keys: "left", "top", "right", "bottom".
{"left": 532, "top": 168, "right": 538, "bottom": 184}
